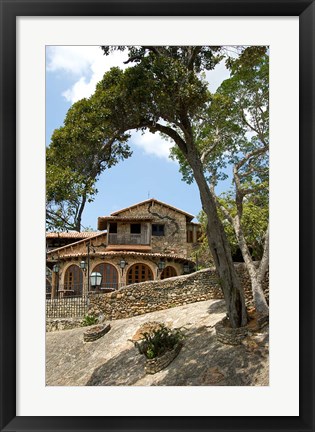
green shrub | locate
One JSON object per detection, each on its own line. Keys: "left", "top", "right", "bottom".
{"left": 82, "top": 314, "right": 98, "bottom": 327}
{"left": 135, "top": 324, "right": 184, "bottom": 359}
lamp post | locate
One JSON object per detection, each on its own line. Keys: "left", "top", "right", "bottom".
{"left": 80, "top": 242, "right": 91, "bottom": 293}
{"left": 52, "top": 262, "right": 60, "bottom": 298}
{"left": 90, "top": 272, "right": 102, "bottom": 290}
{"left": 157, "top": 260, "right": 165, "bottom": 277}
{"left": 183, "top": 263, "right": 190, "bottom": 274}
{"left": 118, "top": 259, "right": 127, "bottom": 275}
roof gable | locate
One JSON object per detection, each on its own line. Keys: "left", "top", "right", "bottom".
{"left": 110, "top": 198, "right": 195, "bottom": 221}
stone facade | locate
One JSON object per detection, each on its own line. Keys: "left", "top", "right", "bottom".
{"left": 111, "top": 200, "right": 190, "bottom": 256}
{"left": 46, "top": 199, "right": 200, "bottom": 299}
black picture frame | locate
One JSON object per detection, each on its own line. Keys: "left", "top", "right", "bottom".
{"left": 1, "top": 1, "right": 314, "bottom": 431}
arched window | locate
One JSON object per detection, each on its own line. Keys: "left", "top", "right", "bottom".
{"left": 160, "top": 266, "right": 177, "bottom": 279}
{"left": 64, "top": 265, "right": 83, "bottom": 297}
{"left": 127, "top": 263, "right": 153, "bottom": 285}
{"left": 92, "top": 263, "right": 119, "bottom": 291}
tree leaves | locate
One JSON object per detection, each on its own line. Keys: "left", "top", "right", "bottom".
{"left": 46, "top": 88, "right": 132, "bottom": 232}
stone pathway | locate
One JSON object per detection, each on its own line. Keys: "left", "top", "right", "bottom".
{"left": 46, "top": 299, "right": 269, "bottom": 386}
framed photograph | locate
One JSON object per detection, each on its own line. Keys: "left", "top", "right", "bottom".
{"left": 1, "top": 1, "right": 314, "bottom": 431}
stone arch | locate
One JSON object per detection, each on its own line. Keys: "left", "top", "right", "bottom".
{"left": 63, "top": 264, "right": 83, "bottom": 297}
{"left": 92, "top": 262, "right": 119, "bottom": 291}
{"left": 160, "top": 265, "right": 177, "bottom": 280}
{"left": 127, "top": 263, "right": 153, "bottom": 285}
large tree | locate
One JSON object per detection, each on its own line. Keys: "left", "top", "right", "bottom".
{"left": 96, "top": 46, "right": 250, "bottom": 327}
{"left": 46, "top": 97, "right": 131, "bottom": 231}
{"left": 172, "top": 46, "right": 269, "bottom": 317}
{"left": 215, "top": 48, "right": 269, "bottom": 317}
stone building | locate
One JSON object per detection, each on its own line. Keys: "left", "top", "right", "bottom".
{"left": 46, "top": 199, "right": 201, "bottom": 299}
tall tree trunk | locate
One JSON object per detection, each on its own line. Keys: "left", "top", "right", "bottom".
{"left": 187, "top": 151, "right": 248, "bottom": 327}
{"left": 74, "top": 192, "right": 87, "bottom": 232}
{"left": 234, "top": 216, "right": 269, "bottom": 317}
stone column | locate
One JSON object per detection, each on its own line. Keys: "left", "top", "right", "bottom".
{"left": 51, "top": 271, "right": 58, "bottom": 299}
{"left": 82, "top": 271, "right": 88, "bottom": 296}
{"left": 120, "top": 268, "right": 127, "bottom": 288}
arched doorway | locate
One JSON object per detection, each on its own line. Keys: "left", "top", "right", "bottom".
{"left": 92, "top": 263, "right": 119, "bottom": 292}
{"left": 160, "top": 266, "right": 177, "bottom": 279}
{"left": 127, "top": 263, "right": 153, "bottom": 285}
{"left": 63, "top": 264, "right": 83, "bottom": 297}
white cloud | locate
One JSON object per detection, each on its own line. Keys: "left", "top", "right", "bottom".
{"left": 46, "top": 46, "right": 101, "bottom": 75}
{"left": 62, "top": 76, "right": 95, "bottom": 102}
{"left": 46, "top": 46, "right": 128, "bottom": 103}
{"left": 205, "top": 59, "right": 230, "bottom": 93}
{"left": 132, "top": 130, "right": 176, "bottom": 163}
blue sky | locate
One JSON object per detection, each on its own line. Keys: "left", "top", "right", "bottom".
{"left": 46, "top": 46, "right": 230, "bottom": 230}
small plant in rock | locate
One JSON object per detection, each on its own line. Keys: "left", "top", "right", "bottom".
{"left": 82, "top": 314, "right": 98, "bottom": 327}
{"left": 135, "top": 324, "right": 184, "bottom": 359}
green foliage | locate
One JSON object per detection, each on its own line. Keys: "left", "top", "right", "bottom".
{"left": 93, "top": 55, "right": 211, "bottom": 138}
{"left": 219, "top": 194, "right": 268, "bottom": 260}
{"left": 170, "top": 47, "right": 269, "bottom": 264}
{"left": 82, "top": 314, "right": 99, "bottom": 327}
{"left": 101, "top": 46, "right": 224, "bottom": 73}
{"left": 172, "top": 47, "right": 269, "bottom": 190}
{"left": 46, "top": 95, "right": 132, "bottom": 231}
{"left": 135, "top": 325, "right": 184, "bottom": 359}
{"left": 198, "top": 189, "right": 268, "bottom": 261}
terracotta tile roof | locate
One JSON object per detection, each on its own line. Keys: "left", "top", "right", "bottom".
{"left": 109, "top": 198, "right": 195, "bottom": 220}
{"left": 48, "top": 250, "right": 195, "bottom": 264}
{"left": 99, "top": 216, "right": 153, "bottom": 221}
{"left": 106, "top": 245, "right": 152, "bottom": 252}
{"left": 46, "top": 231, "right": 102, "bottom": 239}
{"left": 46, "top": 232, "right": 107, "bottom": 255}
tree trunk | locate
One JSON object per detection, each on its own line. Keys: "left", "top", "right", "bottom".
{"left": 186, "top": 151, "right": 248, "bottom": 327}
{"left": 234, "top": 217, "right": 269, "bottom": 317}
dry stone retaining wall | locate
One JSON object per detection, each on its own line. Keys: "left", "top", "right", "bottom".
{"left": 88, "top": 268, "right": 222, "bottom": 320}
{"left": 46, "top": 264, "right": 269, "bottom": 331}
{"left": 88, "top": 264, "right": 269, "bottom": 321}
{"left": 46, "top": 318, "right": 84, "bottom": 332}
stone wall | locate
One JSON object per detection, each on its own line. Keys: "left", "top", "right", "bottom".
{"left": 88, "top": 268, "right": 222, "bottom": 320}
{"left": 88, "top": 263, "right": 269, "bottom": 321}
{"left": 46, "top": 264, "right": 269, "bottom": 331}
{"left": 46, "top": 318, "right": 84, "bottom": 332}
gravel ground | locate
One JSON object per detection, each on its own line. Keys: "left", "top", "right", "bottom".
{"left": 46, "top": 299, "right": 269, "bottom": 386}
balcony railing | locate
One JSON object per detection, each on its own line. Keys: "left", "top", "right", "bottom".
{"left": 108, "top": 233, "right": 150, "bottom": 245}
